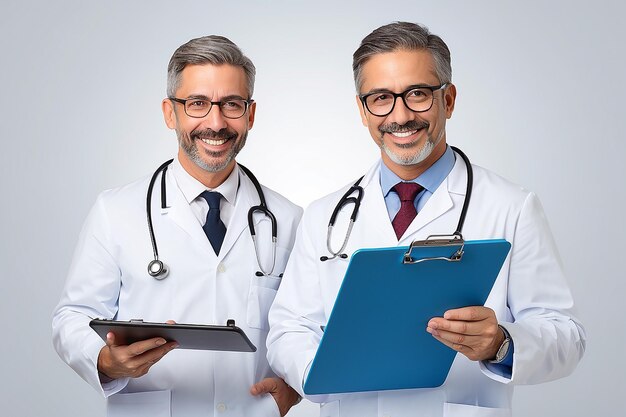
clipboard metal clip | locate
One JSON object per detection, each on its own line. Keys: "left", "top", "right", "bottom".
{"left": 402, "top": 233, "right": 465, "bottom": 264}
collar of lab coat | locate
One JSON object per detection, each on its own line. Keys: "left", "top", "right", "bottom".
{"left": 161, "top": 161, "right": 261, "bottom": 260}
{"left": 170, "top": 157, "right": 239, "bottom": 209}
{"left": 355, "top": 152, "right": 469, "bottom": 244}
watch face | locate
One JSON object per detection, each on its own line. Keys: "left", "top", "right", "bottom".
{"left": 496, "top": 339, "right": 511, "bottom": 362}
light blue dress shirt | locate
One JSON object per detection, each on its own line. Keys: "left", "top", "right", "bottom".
{"left": 379, "top": 145, "right": 455, "bottom": 221}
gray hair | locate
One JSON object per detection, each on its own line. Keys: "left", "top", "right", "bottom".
{"left": 167, "top": 35, "right": 256, "bottom": 98}
{"left": 352, "top": 22, "right": 452, "bottom": 92}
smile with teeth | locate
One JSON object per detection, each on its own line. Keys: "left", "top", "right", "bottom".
{"left": 200, "top": 137, "right": 229, "bottom": 146}
{"left": 390, "top": 129, "right": 419, "bottom": 138}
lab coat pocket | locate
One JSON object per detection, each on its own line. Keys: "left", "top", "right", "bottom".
{"left": 107, "top": 390, "right": 171, "bottom": 417}
{"left": 246, "top": 274, "right": 281, "bottom": 330}
{"left": 443, "top": 402, "right": 510, "bottom": 417}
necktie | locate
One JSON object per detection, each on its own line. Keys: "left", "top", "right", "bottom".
{"left": 200, "top": 191, "right": 227, "bottom": 255}
{"left": 392, "top": 182, "right": 423, "bottom": 239}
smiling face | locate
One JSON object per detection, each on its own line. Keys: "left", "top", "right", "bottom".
{"left": 162, "top": 63, "right": 255, "bottom": 187}
{"left": 357, "top": 49, "right": 456, "bottom": 179}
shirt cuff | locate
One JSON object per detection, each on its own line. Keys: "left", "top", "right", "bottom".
{"left": 483, "top": 338, "right": 514, "bottom": 379}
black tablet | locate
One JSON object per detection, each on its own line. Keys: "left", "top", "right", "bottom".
{"left": 89, "top": 319, "right": 256, "bottom": 352}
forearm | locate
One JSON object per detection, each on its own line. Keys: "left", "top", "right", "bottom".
{"left": 52, "top": 308, "right": 129, "bottom": 396}
{"left": 493, "top": 314, "right": 585, "bottom": 384}
{"left": 52, "top": 195, "right": 129, "bottom": 395}
{"left": 482, "top": 193, "right": 586, "bottom": 384}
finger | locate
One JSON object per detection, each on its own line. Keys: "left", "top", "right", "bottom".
{"left": 132, "top": 354, "right": 165, "bottom": 378}
{"left": 165, "top": 320, "right": 177, "bottom": 324}
{"left": 443, "top": 306, "right": 493, "bottom": 321}
{"left": 124, "top": 341, "right": 177, "bottom": 375}
{"left": 431, "top": 331, "right": 498, "bottom": 362}
{"left": 427, "top": 318, "right": 485, "bottom": 336}
{"left": 431, "top": 333, "right": 473, "bottom": 354}
{"left": 136, "top": 341, "right": 178, "bottom": 363}
{"left": 126, "top": 337, "right": 169, "bottom": 356}
{"left": 250, "top": 377, "right": 278, "bottom": 395}
{"left": 427, "top": 327, "right": 485, "bottom": 347}
{"left": 106, "top": 332, "right": 118, "bottom": 347}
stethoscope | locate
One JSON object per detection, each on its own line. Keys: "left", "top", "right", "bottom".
{"left": 146, "top": 159, "right": 277, "bottom": 280}
{"left": 320, "top": 146, "right": 473, "bottom": 261}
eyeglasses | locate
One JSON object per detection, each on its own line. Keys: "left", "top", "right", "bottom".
{"left": 359, "top": 83, "right": 448, "bottom": 117}
{"left": 169, "top": 97, "right": 254, "bottom": 119}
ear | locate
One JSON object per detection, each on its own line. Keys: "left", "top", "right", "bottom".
{"left": 162, "top": 98, "right": 177, "bottom": 129}
{"left": 356, "top": 95, "right": 369, "bottom": 127}
{"left": 247, "top": 101, "right": 256, "bottom": 129}
{"left": 443, "top": 83, "right": 457, "bottom": 119}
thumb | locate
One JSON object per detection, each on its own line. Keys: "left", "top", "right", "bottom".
{"left": 250, "top": 378, "right": 277, "bottom": 396}
{"left": 106, "top": 332, "right": 118, "bottom": 347}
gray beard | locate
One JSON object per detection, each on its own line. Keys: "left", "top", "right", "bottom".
{"left": 177, "top": 130, "right": 248, "bottom": 173}
{"left": 379, "top": 128, "right": 444, "bottom": 166}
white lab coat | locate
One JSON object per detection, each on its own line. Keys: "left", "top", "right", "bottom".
{"left": 267, "top": 156, "right": 585, "bottom": 417}
{"left": 52, "top": 163, "right": 302, "bottom": 417}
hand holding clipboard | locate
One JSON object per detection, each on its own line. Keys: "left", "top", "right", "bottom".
{"left": 304, "top": 237, "right": 511, "bottom": 395}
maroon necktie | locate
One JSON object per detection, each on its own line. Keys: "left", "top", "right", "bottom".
{"left": 392, "top": 182, "right": 423, "bottom": 239}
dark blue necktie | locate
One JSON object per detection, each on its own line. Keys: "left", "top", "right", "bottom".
{"left": 200, "top": 191, "right": 226, "bottom": 255}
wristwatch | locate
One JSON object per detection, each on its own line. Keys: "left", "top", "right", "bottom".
{"left": 489, "top": 325, "right": 511, "bottom": 364}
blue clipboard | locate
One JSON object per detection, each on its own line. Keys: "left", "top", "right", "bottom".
{"left": 303, "top": 238, "right": 511, "bottom": 395}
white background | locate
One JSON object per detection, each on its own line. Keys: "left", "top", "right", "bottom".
{"left": 1, "top": 1, "right": 625, "bottom": 416}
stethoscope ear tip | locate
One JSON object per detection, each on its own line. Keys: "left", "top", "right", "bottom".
{"left": 320, "top": 253, "right": 348, "bottom": 262}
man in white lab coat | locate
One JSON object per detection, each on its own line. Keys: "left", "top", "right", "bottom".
{"left": 267, "top": 22, "right": 586, "bottom": 417}
{"left": 53, "top": 36, "right": 302, "bottom": 417}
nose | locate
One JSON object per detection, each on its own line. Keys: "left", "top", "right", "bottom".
{"left": 386, "top": 96, "right": 414, "bottom": 125}
{"left": 202, "top": 104, "right": 228, "bottom": 131}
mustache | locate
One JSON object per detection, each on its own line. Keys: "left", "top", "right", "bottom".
{"left": 191, "top": 128, "right": 237, "bottom": 141}
{"left": 379, "top": 120, "right": 429, "bottom": 134}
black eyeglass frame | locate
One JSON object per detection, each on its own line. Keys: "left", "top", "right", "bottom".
{"left": 168, "top": 97, "right": 254, "bottom": 119}
{"left": 359, "top": 83, "right": 448, "bottom": 117}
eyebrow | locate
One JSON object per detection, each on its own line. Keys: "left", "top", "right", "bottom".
{"left": 185, "top": 94, "right": 247, "bottom": 101}
{"left": 185, "top": 94, "right": 210, "bottom": 100}
{"left": 220, "top": 94, "right": 248, "bottom": 101}
{"left": 362, "top": 84, "right": 438, "bottom": 95}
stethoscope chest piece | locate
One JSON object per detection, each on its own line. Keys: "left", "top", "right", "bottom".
{"left": 148, "top": 259, "right": 169, "bottom": 280}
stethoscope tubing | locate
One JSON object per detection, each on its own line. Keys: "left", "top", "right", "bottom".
{"left": 450, "top": 146, "right": 472, "bottom": 236}
{"left": 239, "top": 164, "right": 278, "bottom": 276}
{"left": 146, "top": 160, "right": 277, "bottom": 278}
{"left": 321, "top": 146, "right": 473, "bottom": 261}
{"left": 147, "top": 159, "right": 174, "bottom": 263}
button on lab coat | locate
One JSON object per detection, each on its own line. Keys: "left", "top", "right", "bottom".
{"left": 52, "top": 165, "right": 302, "bottom": 417}
{"left": 267, "top": 156, "right": 585, "bottom": 417}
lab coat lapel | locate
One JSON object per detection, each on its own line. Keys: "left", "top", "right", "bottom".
{"left": 400, "top": 183, "right": 453, "bottom": 240}
{"left": 161, "top": 171, "right": 216, "bottom": 255}
{"left": 354, "top": 163, "right": 398, "bottom": 246}
{"left": 400, "top": 155, "right": 467, "bottom": 242}
{"left": 218, "top": 169, "right": 255, "bottom": 260}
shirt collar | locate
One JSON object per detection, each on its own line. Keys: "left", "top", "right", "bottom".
{"left": 170, "top": 157, "right": 239, "bottom": 205}
{"left": 380, "top": 145, "right": 455, "bottom": 196}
